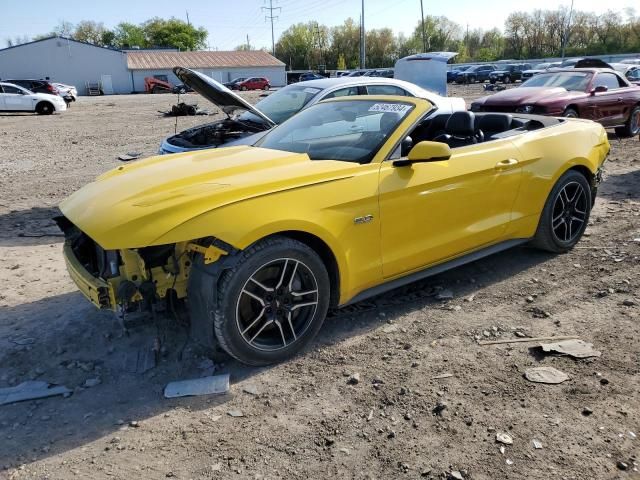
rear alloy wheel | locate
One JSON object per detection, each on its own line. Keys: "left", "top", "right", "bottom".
{"left": 530, "top": 170, "right": 592, "bottom": 253}
{"left": 199, "top": 236, "right": 330, "bottom": 365}
{"left": 615, "top": 105, "right": 640, "bottom": 137}
{"left": 263, "top": 85, "right": 270, "bottom": 90}
{"left": 241, "top": 86, "right": 248, "bottom": 91}
{"left": 563, "top": 108, "right": 579, "bottom": 118}
{"left": 36, "top": 102, "right": 54, "bottom": 115}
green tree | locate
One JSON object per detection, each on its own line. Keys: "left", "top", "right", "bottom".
{"left": 275, "top": 22, "right": 316, "bottom": 70}
{"left": 142, "top": 17, "right": 207, "bottom": 51}
{"left": 112, "top": 22, "right": 147, "bottom": 49}
{"left": 73, "top": 21, "right": 109, "bottom": 46}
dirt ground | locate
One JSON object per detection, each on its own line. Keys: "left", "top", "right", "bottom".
{"left": 0, "top": 84, "right": 638, "bottom": 480}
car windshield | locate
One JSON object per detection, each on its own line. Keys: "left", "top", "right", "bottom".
{"left": 238, "top": 84, "right": 322, "bottom": 125}
{"left": 533, "top": 63, "right": 549, "bottom": 70}
{"left": 521, "top": 72, "right": 592, "bottom": 91}
{"left": 256, "top": 99, "right": 416, "bottom": 164}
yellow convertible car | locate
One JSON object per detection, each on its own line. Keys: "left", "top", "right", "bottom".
{"left": 57, "top": 95, "right": 609, "bottom": 365}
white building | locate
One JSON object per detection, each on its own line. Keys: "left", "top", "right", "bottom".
{"left": 0, "top": 36, "right": 287, "bottom": 95}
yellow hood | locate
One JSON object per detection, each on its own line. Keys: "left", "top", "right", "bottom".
{"left": 59, "top": 146, "right": 355, "bottom": 249}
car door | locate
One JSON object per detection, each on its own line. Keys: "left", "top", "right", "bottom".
{"left": 0, "top": 86, "right": 5, "bottom": 110}
{"left": 1, "top": 84, "right": 34, "bottom": 111}
{"left": 378, "top": 138, "right": 523, "bottom": 278}
{"left": 587, "top": 72, "right": 627, "bottom": 125}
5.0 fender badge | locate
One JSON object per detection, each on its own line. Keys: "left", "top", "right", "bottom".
{"left": 354, "top": 214, "right": 374, "bottom": 225}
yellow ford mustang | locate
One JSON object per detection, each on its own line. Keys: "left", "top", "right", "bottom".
{"left": 57, "top": 95, "right": 609, "bottom": 365}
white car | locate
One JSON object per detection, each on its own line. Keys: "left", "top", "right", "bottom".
{"left": 0, "top": 82, "right": 67, "bottom": 114}
{"left": 159, "top": 67, "right": 466, "bottom": 154}
{"left": 53, "top": 83, "right": 78, "bottom": 102}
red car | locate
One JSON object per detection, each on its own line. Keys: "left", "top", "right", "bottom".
{"left": 235, "top": 77, "right": 270, "bottom": 91}
{"left": 470, "top": 68, "right": 640, "bottom": 137}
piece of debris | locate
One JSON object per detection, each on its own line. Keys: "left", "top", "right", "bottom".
{"left": 448, "top": 471, "right": 464, "bottom": 480}
{"left": 432, "top": 400, "right": 448, "bottom": 416}
{"left": 83, "top": 377, "right": 102, "bottom": 388}
{"left": 506, "top": 459, "right": 514, "bottom": 465}
{"left": 496, "top": 433, "right": 513, "bottom": 445}
{"left": 123, "top": 346, "right": 157, "bottom": 374}
{"left": 18, "top": 232, "right": 64, "bottom": 238}
{"left": 582, "top": 407, "right": 593, "bottom": 416}
{"left": 524, "top": 366, "right": 569, "bottom": 384}
{"left": 617, "top": 461, "right": 629, "bottom": 471}
{"left": 432, "top": 373, "right": 454, "bottom": 380}
{"left": 160, "top": 102, "right": 211, "bottom": 117}
{"left": 242, "top": 384, "right": 259, "bottom": 396}
{"left": 0, "top": 381, "right": 71, "bottom": 405}
{"left": 347, "top": 373, "right": 361, "bottom": 385}
{"left": 479, "top": 335, "right": 577, "bottom": 346}
{"left": 227, "top": 410, "right": 244, "bottom": 417}
{"left": 436, "top": 289, "right": 454, "bottom": 300}
{"left": 532, "top": 439, "right": 543, "bottom": 449}
{"left": 163, "top": 374, "right": 230, "bottom": 399}
{"left": 117, "top": 152, "right": 142, "bottom": 161}
{"left": 622, "top": 299, "right": 636, "bottom": 307}
{"left": 539, "top": 339, "right": 601, "bottom": 359}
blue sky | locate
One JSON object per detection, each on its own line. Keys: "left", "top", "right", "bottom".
{"left": 1, "top": 0, "right": 637, "bottom": 50}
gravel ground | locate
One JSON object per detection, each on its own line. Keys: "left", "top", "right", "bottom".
{"left": 0, "top": 85, "right": 639, "bottom": 480}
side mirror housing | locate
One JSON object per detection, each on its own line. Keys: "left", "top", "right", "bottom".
{"left": 591, "top": 85, "right": 608, "bottom": 95}
{"left": 393, "top": 141, "right": 452, "bottom": 167}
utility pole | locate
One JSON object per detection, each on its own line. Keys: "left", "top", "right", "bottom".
{"left": 246, "top": 34, "right": 250, "bottom": 50}
{"left": 420, "top": 0, "right": 426, "bottom": 52}
{"left": 262, "top": 0, "right": 281, "bottom": 56}
{"left": 185, "top": 10, "right": 191, "bottom": 27}
{"left": 560, "top": 0, "right": 575, "bottom": 61}
{"left": 360, "top": 0, "right": 366, "bottom": 69}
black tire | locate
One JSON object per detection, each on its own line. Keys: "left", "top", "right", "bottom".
{"left": 530, "top": 170, "right": 592, "bottom": 253}
{"left": 193, "top": 236, "right": 331, "bottom": 366}
{"left": 563, "top": 108, "right": 579, "bottom": 118}
{"left": 263, "top": 85, "right": 270, "bottom": 91}
{"left": 615, "top": 105, "right": 640, "bottom": 137}
{"left": 151, "top": 86, "right": 159, "bottom": 94}
{"left": 490, "top": 79, "right": 496, "bottom": 84}
{"left": 35, "top": 101, "right": 54, "bottom": 115}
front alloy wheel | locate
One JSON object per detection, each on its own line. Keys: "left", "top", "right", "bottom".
{"left": 193, "top": 236, "right": 330, "bottom": 365}
{"left": 236, "top": 258, "right": 319, "bottom": 352}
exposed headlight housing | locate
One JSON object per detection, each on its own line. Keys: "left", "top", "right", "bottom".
{"left": 515, "top": 105, "right": 535, "bottom": 114}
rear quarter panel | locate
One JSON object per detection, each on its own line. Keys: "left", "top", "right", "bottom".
{"left": 506, "top": 118, "right": 609, "bottom": 237}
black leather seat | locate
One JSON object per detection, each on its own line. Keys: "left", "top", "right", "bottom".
{"left": 433, "top": 111, "right": 480, "bottom": 148}
{"left": 478, "top": 114, "right": 513, "bottom": 139}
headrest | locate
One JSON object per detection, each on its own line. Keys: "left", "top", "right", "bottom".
{"left": 479, "top": 114, "right": 513, "bottom": 132}
{"left": 446, "top": 111, "right": 476, "bottom": 136}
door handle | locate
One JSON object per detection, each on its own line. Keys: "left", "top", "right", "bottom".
{"left": 495, "top": 158, "right": 519, "bottom": 170}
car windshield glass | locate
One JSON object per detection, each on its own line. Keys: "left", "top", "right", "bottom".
{"left": 238, "top": 84, "right": 322, "bottom": 124}
{"left": 256, "top": 99, "right": 416, "bottom": 164}
{"left": 533, "top": 63, "right": 549, "bottom": 69}
{"left": 521, "top": 72, "right": 591, "bottom": 91}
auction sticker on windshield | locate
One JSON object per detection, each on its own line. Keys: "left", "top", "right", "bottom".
{"left": 368, "top": 103, "right": 412, "bottom": 114}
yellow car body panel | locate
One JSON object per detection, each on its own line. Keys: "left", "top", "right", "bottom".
{"left": 59, "top": 96, "right": 609, "bottom": 307}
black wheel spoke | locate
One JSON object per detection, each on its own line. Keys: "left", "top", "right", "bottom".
{"left": 552, "top": 181, "right": 587, "bottom": 244}
{"left": 236, "top": 257, "right": 319, "bottom": 352}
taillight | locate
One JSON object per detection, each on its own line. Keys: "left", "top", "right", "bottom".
{"left": 46, "top": 84, "right": 58, "bottom": 94}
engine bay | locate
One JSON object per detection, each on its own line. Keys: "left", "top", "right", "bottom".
{"left": 167, "top": 118, "right": 267, "bottom": 148}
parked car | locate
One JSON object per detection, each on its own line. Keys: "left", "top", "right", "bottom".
{"left": 53, "top": 83, "right": 77, "bottom": 103}
{"left": 470, "top": 68, "right": 640, "bottom": 137}
{"left": 489, "top": 63, "right": 533, "bottom": 84}
{"left": 172, "top": 83, "right": 194, "bottom": 94}
{"left": 298, "top": 72, "right": 325, "bottom": 82}
{"left": 620, "top": 58, "right": 640, "bottom": 65}
{"left": 455, "top": 65, "right": 496, "bottom": 84}
{"left": 5, "top": 78, "right": 59, "bottom": 96}
{"left": 58, "top": 94, "right": 609, "bottom": 365}
{"left": 223, "top": 77, "right": 247, "bottom": 89}
{"left": 612, "top": 64, "right": 640, "bottom": 85}
{"left": 521, "top": 62, "right": 562, "bottom": 81}
{"left": 234, "top": 77, "right": 270, "bottom": 91}
{"left": 159, "top": 67, "right": 467, "bottom": 154}
{"left": 346, "top": 70, "right": 368, "bottom": 77}
{"left": 0, "top": 82, "right": 67, "bottom": 114}
{"left": 447, "top": 66, "right": 470, "bottom": 83}
{"left": 364, "top": 69, "right": 394, "bottom": 78}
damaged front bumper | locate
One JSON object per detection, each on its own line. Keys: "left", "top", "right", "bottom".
{"left": 63, "top": 243, "right": 114, "bottom": 309}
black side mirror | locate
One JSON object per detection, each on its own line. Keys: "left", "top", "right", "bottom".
{"left": 400, "top": 136, "right": 413, "bottom": 157}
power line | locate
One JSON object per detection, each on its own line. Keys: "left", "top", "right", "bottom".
{"left": 262, "top": 0, "right": 282, "bottom": 56}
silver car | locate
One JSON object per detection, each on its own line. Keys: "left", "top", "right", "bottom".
{"left": 159, "top": 67, "right": 466, "bottom": 154}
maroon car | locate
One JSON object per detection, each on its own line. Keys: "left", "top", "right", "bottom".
{"left": 470, "top": 68, "right": 640, "bottom": 137}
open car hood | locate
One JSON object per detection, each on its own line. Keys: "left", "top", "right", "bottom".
{"left": 173, "top": 67, "right": 276, "bottom": 127}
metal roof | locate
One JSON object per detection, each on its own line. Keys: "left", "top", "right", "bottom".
{"left": 126, "top": 50, "right": 285, "bottom": 70}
